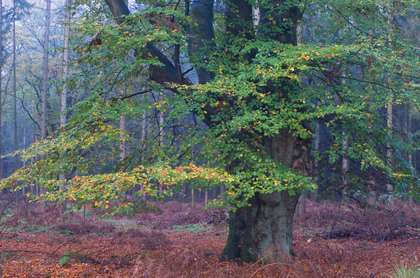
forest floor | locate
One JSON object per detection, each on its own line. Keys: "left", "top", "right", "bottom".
{"left": 0, "top": 199, "right": 419, "bottom": 277}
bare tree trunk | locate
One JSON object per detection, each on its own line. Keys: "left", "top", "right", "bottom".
{"left": 387, "top": 102, "right": 394, "bottom": 206}
{"left": 0, "top": 0, "right": 3, "bottom": 181}
{"left": 61, "top": 0, "right": 70, "bottom": 131}
{"left": 191, "top": 187, "right": 195, "bottom": 209}
{"left": 158, "top": 103, "right": 164, "bottom": 196}
{"left": 342, "top": 135, "right": 349, "bottom": 202}
{"left": 41, "top": 0, "right": 51, "bottom": 140}
{"left": 196, "top": 188, "right": 201, "bottom": 203}
{"left": 366, "top": 28, "right": 377, "bottom": 206}
{"left": 296, "top": 23, "right": 306, "bottom": 215}
{"left": 340, "top": 74, "right": 349, "bottom": 203}
{"left": 181, "top": 184, "right": 185, "bottom": 202}
{"left": 408, "top": 105, "right": 414, "bottom": 206}
{"left": 60, "top": 0, "right": 71, "bottom": 193}
{"left": 13, "top": 0, "right": 19, "bottom": 206}
{"left": 40, "top": 0, "right": 51, "bottom": 201}
{"left": 312, "top": 123, "right": 320, "bottom": 202}
{"left": 212, "top": 185, "right": 218, "bottom": 200}
{"left": 119, "top": 115, "right": 126, "bottom": 160}
{"left": 141, "top": 111, "right": 146, "bottom": 201}
{"left": 297, "top": 192, "right": 306, "bottom": 216}
{"left": 368, "top": 180, "right": 377, "bottom": 206}
{"left": 386, "top": 11, "right": 394, "bottom": 207}
{"left": 119, "top": 115, "right": 131, "bottom": 195}
{"left": 30, "top": 133, "right": 35, "bottom": 205}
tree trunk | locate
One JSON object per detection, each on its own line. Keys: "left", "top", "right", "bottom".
{"left": 158, "top": 102, "right": 164, "bottom": 196}
{"left": 222, "top": 131, "right": 310, "bottom": 263}
{"left": 13, "top": 0, "right": 18, "bottom": 171}
{"left": 368, "top": 181, "right": 377, "bottom": 206}
{"left": 387, "top": 101, "right": 394, "bottom": 206}
{"left": 0, "top": 0, "right": 3, "bottom": 180}
{"left": 222, "top": 191, "right": 299, "bottom": 263}
{"left": 296, "top": 22, "right": 306, "bottom": 215}
{"left": 386, "top": 11, "right": 394, "bottom": 207}
{"left": 313, "top": 123, "right": 321, "bottom": 202}
{"left": 141, "top": 111, "right": 147, "bottom": 201}
{"left": 119, "top": 115, "right": 126, "bottom": 160}
{"left": 60, "top": 0, "right": 71, "bottom": 189}
{"left": 61, "top": 0, "right": 70, "bottom": 130}
{"left": 342, "top": 135, "right": 349, "bottom": 202}
{"left": 41, "top": 0, "right": 51, "bottom": 140}
{"left": 408, "top": 106, "right": 414, "bottom": 206}
{"left": 40, "top": 0, "right": 51, "bottom": 202}
{"left": 191, "top": 187, "right": 195, "bottom": 209}
{"left": 298, "top": 192, "right": 306, "bottom": 216}
{"left": 13, "top": 0, "right": 19, "bottom": 206}
{"left": 212, "top": 185, "right": 218, "bottom": 200}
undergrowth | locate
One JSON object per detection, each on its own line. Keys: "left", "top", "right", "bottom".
{"left": 0, "top": 198, "right": 419, "bottom": 277}
{"left": 390, "top": 266, "right": 420, "bottom": 278}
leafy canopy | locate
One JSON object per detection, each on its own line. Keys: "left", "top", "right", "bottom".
{"left": 2, "top": 0, "right": 420, "bottom": 214}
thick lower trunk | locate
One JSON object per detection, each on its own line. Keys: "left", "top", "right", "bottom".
{"left": 221, "top": 191, "right": 299, "bottom": 263}
{"left": 221, "top": 131, "right": 310, "bottom": 263}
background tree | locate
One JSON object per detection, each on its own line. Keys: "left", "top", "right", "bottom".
{"left": 41, "top": 0, "right": 51, "bottom": 141}
{"left": 59, "top": 0, "right": 71, "bottom": 186}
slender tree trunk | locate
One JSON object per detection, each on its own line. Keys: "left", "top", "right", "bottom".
{"left": 386, "top": 11, "right": 394, "bottom": 207}
{"left": 313, "top": 123, "right": 321, "bottom": 202}
{"left": 387, "top": 102, "right": 394, "bottom": 205}
{"left": 60, "top": 0, "right": 71, "bottom": 192}
{"left": 366, "top": 28, "right": 377, "bottom": 206}
{"left": 181, "top": 184, "right": 185, "bottom": 203}
{"left": 296, "top": 23, "right": 306, "bottom": 215}
{"left": 40, "top": 0, "right": 51, "bottom": 201}
{"left": 0, "top": 0, "right": 3, "bottom": 180}
{"left": 158, "top": 102, "right": 164, "bottom": 196}
{"left": 41, "top": 0, "right": 51, "bottom": 140}
{"left": 368, "top": 180, "right": 377, "bottom": 206}
{"left": 61, "top": 0, "right": 70, "bottom": 131}
{"left": 13, "top": 0, "right": 19, "bottom": 205}
{"left": 408, "top": 105, "right": 414, "bottom": 206}
{"left": 191, "top": 187, "right": 195, "bottom": 209}
{"left": 342, "top": 135, "right": 349, "bottom": 201}
{"left": 339, "top": 74, "right": 349, "bottom": 202}
{"left": 141, "top": 111, "right": 146, "bottom": 201}
{"left": 119, "top": 115, "right": 126, "bottom": 160}
{"left": 212, "top": 185, "right": 218, "bottom": 200}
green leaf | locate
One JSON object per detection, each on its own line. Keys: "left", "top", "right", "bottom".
{"left": 59, "top": 256, "right": 69, "bottom": 266}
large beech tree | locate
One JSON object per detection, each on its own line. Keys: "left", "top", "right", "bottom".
{"left": 3, "top": 0, "right": 420, "bottom": 263}
{"left": 103, "top": 0, "right": 308, "bottom": 262}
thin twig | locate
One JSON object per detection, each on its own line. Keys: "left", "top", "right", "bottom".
{"left": 46, "top": 234, "right": 83, "bottom": 259}
{"left": 1, "top": 249, "right": 46, "bottom": 254}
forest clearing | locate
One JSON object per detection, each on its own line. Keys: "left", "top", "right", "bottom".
{"left": 0, "top": 200, "right": 419, "bottom": 277}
